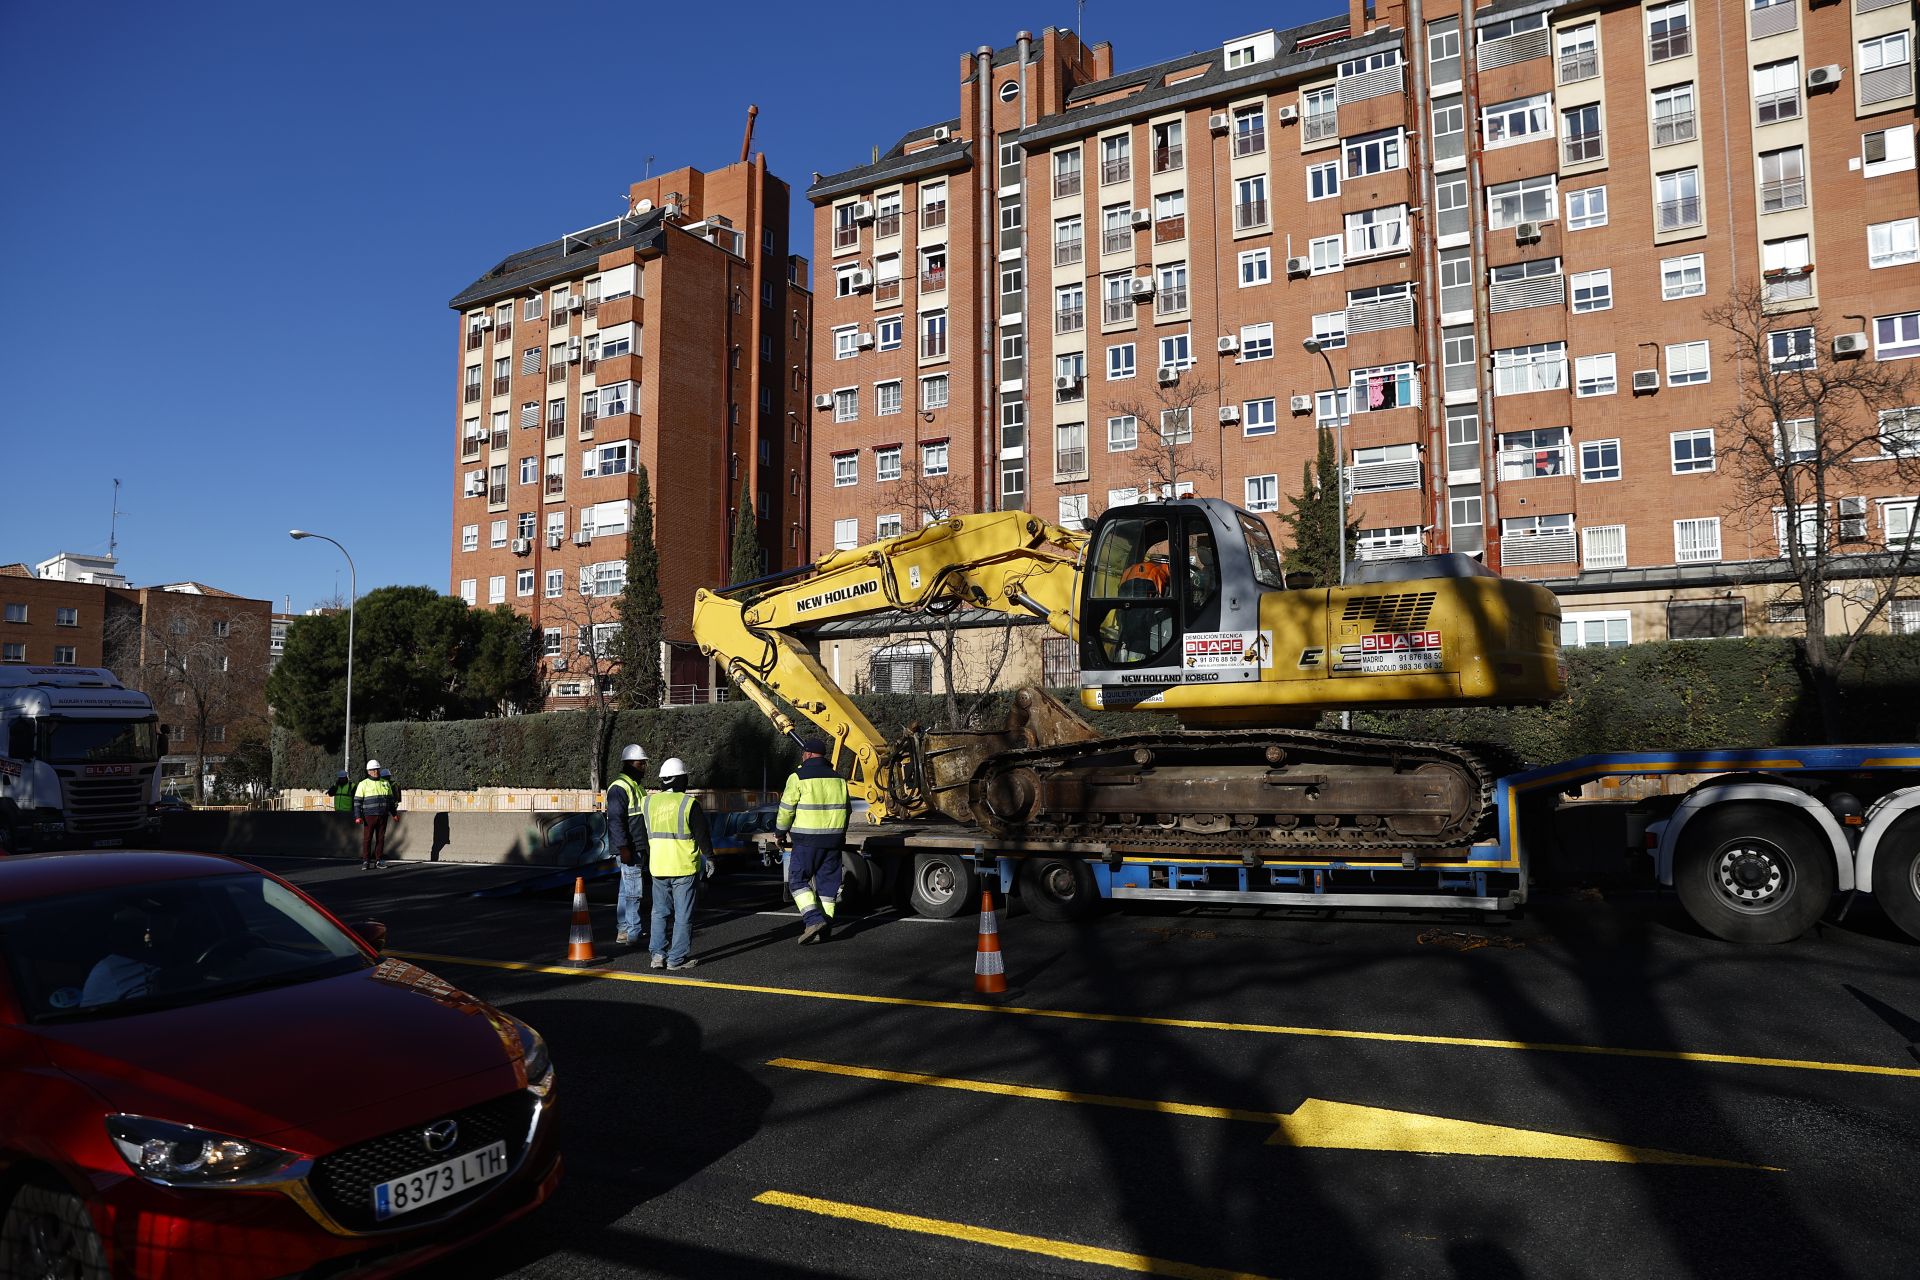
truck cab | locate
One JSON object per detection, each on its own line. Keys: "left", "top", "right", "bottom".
{"left": 0, "top": 667, "right": 162, "bottom": 852}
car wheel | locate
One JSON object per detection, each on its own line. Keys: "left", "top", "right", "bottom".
{"left": 0, "top": 1179, "right": 109, "bottom": 1280}
{"left": 907, "top": 852, "right": 978, "bottom": 920}
{"left": 1018, "top": 857, "right": 1099, "bottom": 923}
{"left": 1674, "top": 804, "right": 1836, "bottom": 944}
{"left": 1870, "top": 814, "right": 1920, "bottom": 944}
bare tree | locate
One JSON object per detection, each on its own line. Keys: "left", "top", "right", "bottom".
{"left": 544, "top": 583, "right": 627, "bottom": 790}
{"left": 1108, "top": 369, "right": 1224, "bottom": 502}
{"left": 106, "top": 602, "right": 271, "bottom": 803}
{"left": 1706, "top": 285, "right": 1920, "bottom": 737}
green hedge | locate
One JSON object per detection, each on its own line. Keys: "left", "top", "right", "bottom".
{"left": 274, "top": 637, "right": 1920, "bottom": 790}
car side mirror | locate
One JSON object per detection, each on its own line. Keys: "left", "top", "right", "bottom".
{"left": 355, "top": 920, "right": 389, "bottom": 954}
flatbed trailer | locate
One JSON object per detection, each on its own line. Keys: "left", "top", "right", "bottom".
{"left": 798, "top": 745, "right": 1920, "bottom": 945}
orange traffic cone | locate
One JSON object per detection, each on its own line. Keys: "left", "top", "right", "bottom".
{"left": 973, "top": 882, "right": 1007, "bottom": 994}
{"left": 567, "top": 876, "right": 597, "bottom": 962}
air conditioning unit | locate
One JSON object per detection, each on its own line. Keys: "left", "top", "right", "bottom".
{"left": 566, "top": 345, "right": 582, "bottom": 364}
{"left": 1128, "top": 276, "right": 1155, "bottom": 299}
{"left": 935, "top": 126, "right": 954, "bottom": 141}
{"left": 1290, "top": 395, "right": 1314, "bottom": 414}
{"left": 847, "top": 269, "right": 873, "bottom": 291}
{"left": 564, "top": 294, "right": 583, "bottom": 310}
{"left": 1054, "top": 375, "right": 1083, "bottom": 392}
{"left": 511, "top": 538, "right": 531, "bottom": 555}
{"left": 1157, "top": 365, "right": 1180, "bottom": 386}
{"left": 1208, "top": 112, "right": 1231, "bottom": 132}
{"left": 851, "top": 200, "right": 875, "bottom": 222}
{"left": 477, "top": 316, "right": 494, "bottom": 329}
{"left": 854, "top": 332, "right": 875, "bottom": 350}
{"left": 1276, "top": 104, "right": 1300, "bottom": 123}
{"left": 550, "top": 657, "right": 567, "bottom": 671}
{"left": 813, "top": 393, "right": 834, "bottom": 409}
{"left": 1807, "top": 64, "right": 1843, "bottom": 90}
{"left": 1631, "top": 369, "right": 1661, "bottom": 394}
{"left": 1218, "top": 405, "right": 1241, "bottom": 424}
{"left": 1515, "top": 221, "right": 1542, "bottom": 244}
{"left": 1286, "top": 256, "right": 1311, "bottom": 277}
{"left": 1834, "top": 332, "right": 1869, "bottom": 357}
{"left": 1840, "top": 495, "right": 1868, "bottom": 517}
{"left": 1129, "top": 208, "right": 1152, "bottom": 229}
{"left": 1217, "top": 335, "right": 1240, "bottom": 355}
{"left": 546, "top": 532, "right": 564, "bottom": 550}
{"left": 573, "top": 530, "right": 593, "bottom": 546}
{"left": 464, "top": 480, "right": 484, "bottom": 498}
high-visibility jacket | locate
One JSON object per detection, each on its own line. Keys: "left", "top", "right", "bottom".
{"left": 644, "top": 789, "right": 707, "bottom": 877}
{"left": 352, "top": 777, "right": 397, "bottom": 820}
{"left": 606, "top": 773, "right": 647, "bottom": 855}
{"left": 777, "top": 758, "right": 850, "bottom": 848}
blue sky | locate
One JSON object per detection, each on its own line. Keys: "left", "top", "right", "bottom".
{"left": 0, "top": 1, "right": 1294, "bottom": 612}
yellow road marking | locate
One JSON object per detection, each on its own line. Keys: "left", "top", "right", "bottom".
{"left": 387, "top": 950, "right": 1920, "bottom": 1081}
{"left": 768, "top": 1057, "right": 1771, "bottom": 1168}
{"left": 753, "top": 1189, "right": 1274, "bottom": 1280}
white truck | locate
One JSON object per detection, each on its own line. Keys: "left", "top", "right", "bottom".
{"left": 0, "top": 667, "right": 162, "bottom": 853}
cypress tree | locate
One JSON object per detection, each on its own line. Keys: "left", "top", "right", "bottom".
{"left": 1275, "top": 428, "right": 1357, "bottom": 587}
{"left": 613, "top": 465, "right": 664, "bottom": 709}
{"left": 730, "top": 485, "right": 765, "bottom": 585}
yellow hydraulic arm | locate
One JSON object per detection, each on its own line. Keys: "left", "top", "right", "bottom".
{"left": 692, "top": 511, "right": 1086, "bottom": 815}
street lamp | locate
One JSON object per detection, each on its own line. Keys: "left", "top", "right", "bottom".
{"left": 1302, "top": 338, "right": 1346, "bottom": 589}
{"left": 289, "top": 530, "right": 356, "bottom": 775}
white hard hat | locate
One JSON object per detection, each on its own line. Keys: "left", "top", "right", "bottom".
{"left": 620, "top": 743, "right": 648, "bottom": 763}
{"left": 658, "top": 757, "right": 689, "bottom": 781}
{"left": 365, "top": 759, "right": 382, "bottom": 772}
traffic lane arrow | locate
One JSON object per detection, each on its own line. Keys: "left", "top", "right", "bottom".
{"left": 769, "top": 1056, "right": 1776, "bottom": 1170}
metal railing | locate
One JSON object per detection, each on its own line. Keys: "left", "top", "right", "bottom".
{"left": 489, "top": 429, "right": 509, "bottom": 450}
{"left": 547, "top": 419, "right": 565, "bottom": 440}
{"left": 874, "top": 212, "right": 901, "bottom": 238}
{"left": 1054, "top": 447, "right": 1087, "bottom": 477}
{"left": 544, "top": 475, "right": 564, "bottom": 496}
{"left": 492, "top": 377, "right": 511, "bottom": 396}
{"left": 1497, "top": 445, "right": 1572, "bottom": 480}
{"left": 1760, "top": 176, "right": 1806, "bottom": 212}
{"left": 1653, "top": 111, "right": 1696, "bottom": 146}
{"left": 488, "top": 485, "right": 507, "bottom": 505}
{"left": 548, "top": 364, "right": 566, "bottom": 383}
{"left": 1657, "top": 195, "right": 1702, "bottom": 231}
{"left": 921, "top": 205, "right": 947, "bottom": 230}
{"left": 1055, "top": 306, "right": 1084, "bottom": 334}
{"left": 1558, "top": 49, "right": 1598, "bottom": 82}
{"left": 1053, "top": 171, "right": 1082, "bottom": 199}
{"left": 1563, "top": 134, "right": 1604, "bottom": 164}
{"left": 1234, "top": 199, "right": 1268, "bottom": 231}
{"left": 921, "top": 332, "right": 947, "bottom": 359}
{"left": 833, "top": 225, "right": 859, "bottom": 250}
{"left": 1152, "top": 144, "right": 1183, "bottom": 172}
{"left": 662, "top": 683, "right": 729, "bottom": 706}
{"left": 920, "top": 269, "right": 947, "bottom": 292}
{"left": 1304, "top": 111, "right": 1338, "bottom": 142}
{"left": 1756, "top": 89, "right": 1800, "bottom": 124}
{"left": 1104, "top": 299, "right": 1134, "bottom": 324}
{"left": 1055, "top": 237, "right": 1083, "bottom": 266}
{"left": 467, "top": 330, "right": 485, "bottom": 350}
{"left": 1155, "top": 286, "right": 1188, "bottom": 313}
{"left": 1102, "top": 227, "right": 1131, "bottom": 255}
{"left": 1649, "top": 27, "right": 1691, "bottom": 61}
{"left": 461, "top": 437, "right": 481, "bottom": 457}
{"left": 464, "top": 384, "right": 482, "bottom": 403}
{"left": 1232, "top": 121, "right": 1266, "bottom": 157}
{"left": 1100, "top": 157, "right": 1130, "bottom": 185}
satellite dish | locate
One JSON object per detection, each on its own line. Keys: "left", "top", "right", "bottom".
{"left": 634, "top": 198, "right": 654, "bottom": 213}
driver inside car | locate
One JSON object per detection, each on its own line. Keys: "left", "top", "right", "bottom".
{"left": 81, "top": 898, "right": 189, "bottom": 1007}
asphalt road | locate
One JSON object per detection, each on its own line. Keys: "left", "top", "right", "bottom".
{"left": 269, "top": 854, "right": 1920, "bottom": 1280}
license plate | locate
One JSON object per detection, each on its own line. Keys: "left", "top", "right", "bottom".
{"left": 372, "top": 1140, "right": 507, "bottom": 1220}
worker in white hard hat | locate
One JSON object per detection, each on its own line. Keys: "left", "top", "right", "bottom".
{"left": 644, "top": 757, "right": 713, "bottom": 971}
{"left": 605, "top": 744, "right": 650, "bottom": 944}
{"left": 352, "top": 759, "right": 399, "bottom": 870}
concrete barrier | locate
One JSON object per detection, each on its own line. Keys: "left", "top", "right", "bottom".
{"left": 157, "top": 810, "right": 611, "bottom": 868}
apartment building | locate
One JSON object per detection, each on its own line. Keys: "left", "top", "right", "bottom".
{"left": 449, "top": 157, "right": 813, "bottom": 702}
{"left": 808, "top": 0, "right": 1920, "bottom": 669}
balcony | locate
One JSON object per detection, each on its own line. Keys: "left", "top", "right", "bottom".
{"left": 1304, "top": 111, "right": 1339, "bottom": 143}
{"left": 875, "top": 278, "right": 901, "bottom": 304}
{"left": 467, "top": 329, "right": 484, "bottom": 350}
{"left": 1055, "top": 306, "right": 1085, "bottom": 334}
{"left": 1497, "top": 445, "right": 1573, "bottom": 481}
{"left": 1649, "top": 28, "right": 1691, "bottom": 61}
{"left": 874, "top": 212, "right": 901, "bottom": 238}
{"left": 489, "top": 429, "right": 509, "bottom": 451}
{"left": 922, "top": 205, "right": 947, "bottom": 230}
{"left": 548, "top": 363, "right": 566, "bottom": 383}
{"left": 833, "top": 225, "right": 860, "bottom": 250}
{"left": 1558, "top": 49, "right": 1599, "bottom": 82}
{"left": 1563, "top": 134, "right": 1604, "bottom": 165}
{"left": 1053, "top": 171, "right": 1082, "bottom": 199}
{"left": 1480, "top": 29, "right": 1550, "bottom": 70}
{"left": 492, "top": 376, "right": 510, "bottom": 397}
{"left": 921, "top": 332, "right": 947, "bottom": 359}
{"left": 1232, "top": 122, "right": 1266, "bottom": 158}
{"left": 1104, "top": 298, "right": 1134, "bottom": 324}
{"left": 920, "top": 269, "right": 948, "bottom": 293}
{"left": 1763, "top": 267, "right": 1815, "bottom": 305}
{"left": 1233, "top": 199, "right": 1268, "bottom": 231}
{"left": 1357, "top": 533, "right": 1425, "bottom": 562}
{"left": 1155, "top": 286, "right": 1188, "bottom": 314}
{"left": 1653, "top": 111, "right": 1697, "bottom": 147}
{"left": 1100, "top": 157, "right": 1130, "bottom": 186}
{"left": 1749, "top": 0, "right": 1796, "bottom": 37}
{"left": 1053, "top": 448, "right": 1087, "bottom": 479}
{"left": 461, "top": 436, "right": 481, "bottom": 458}
{"left": 1488, "top": 274, "right": 1565, "bottom": 312}
{"left": 1337, "top": 62, "right": 1405, "bottom": 103}
{"left": 1657, "top": 195, "right": 1702, "bottom": 231}
{"left": 1347, "top": 296, "right": 1417, "bottom": 332}
{"left": 547, "top": 419, "right": 565, "bottom": 440}
{"left": 581, "top": 408, "right": 598, "bottom": 433}
{"left": 1760, "top": 176, "right": 1806, "bottom": 213}
{"left": 487, "top": 485, "right": 507, "bottom": 506}
{"left": 464, "top": 384, "right": 482, "bottom": 404}
{"left": 1055, "top": 237, "right": 1084, "bottom": 267}
{"left": 1345, "top": 458, "right": 1422, "bottom": 493}
{"left": 1502, "top": 531, "right": 1577, "bottom": 565}
{"left": 1102, "top": 227, "right": 1131, "bottom": 255}
{"left": 1862, "top": 63, "right": 1915, "bottom": 107}
{"left": 1154, "top": 215, "right": 1185, "bottom": 243}
{"left": 1152, "top": 144, "right": 1183, "bottom": 173}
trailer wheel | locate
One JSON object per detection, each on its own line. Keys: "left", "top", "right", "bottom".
{"left": 1870, "top": 814, "right": 1920, "bottom": 944}
{"left": 1018, "top": 857, "right": 1099, "bottom": 923}
{"left": 1674, "top": 804, "right": 1835, "bottom": 944}
{"left": 838, "top": 850, "right": 876, "bottom": 911}
{"left": 907, "top": 852, "right": 977, "bottom": 920}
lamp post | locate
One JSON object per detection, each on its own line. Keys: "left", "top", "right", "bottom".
{"left": 1301, "top": 339, "right": 1346, "bottom": 588}
{"left": 289, "top": 530, "right": 356, "bottom": 775}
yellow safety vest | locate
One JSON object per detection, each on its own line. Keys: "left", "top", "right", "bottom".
{"left": 644, "top": 791, "right": 700, "bottom": 877}
{"left": 778, "top": 771, "right": 850, "bottom": 841}
{"left": 608, "top": 774, "right": 646, "bottom": 848}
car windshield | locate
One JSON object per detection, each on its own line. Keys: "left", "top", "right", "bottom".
{"left": 0, "top": 871, "right": 370, "bottom": 1023}
{"left": 44, "top": 717, "right": 161, "bottom": 764}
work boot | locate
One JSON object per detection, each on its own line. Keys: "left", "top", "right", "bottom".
{"left": 650, "top": 953, "right": 666, "bottom": 969}
{"left": 799, "top": 920, "right": 827, "bottom": 945}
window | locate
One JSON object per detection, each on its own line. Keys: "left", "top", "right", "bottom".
{"left": 833, "top": 387, "right": 859, "bottom": 423}
{"left": 1660, "top": 430, "right": 1714, "bottom": 478}
{"left": 461, "top": 524, "right": 479, "bottom": 552}
{"left": 1483, "top": 95, "right": 1552, "bottom": 147}
{"left": 1759, "top": 147, "right": 1805, "bottom": 213}
{"left": 1487, "top": 175, "right": 1555, "bottom": 229}
{"left": 1570, "top": 269, "right": 1613, "bottom": 313}
{"left": 832, "top": 452, "right": 858, "bottom": 487}
{"left": 1880, "top": 407, "right": 1920, "bottom": 457}
{"left": 1056, "top": 283, "right": 1086, "bottom": 334}
{"left": 50, "top": 645, "right": 76, "bottom": 665}
{"left": 1582, "top": 527, "right": 1628, "bottom": 572}
{"left": 1648, "top": 0, "right": 1691, "bottom": 61}
{"left": 1580, "top": 439, "right": 1622, "bottom": 482}
{"left": 1232, "top": 107, "right": 1266, "bottom": 158}
{"left": 490, "top": 519, "right": 508, "bottom": 548}
{"left": 875, "top": 446, "right": 902, "bottom": 482}
{"left": 1309, "top": 235, "right": 1343, "bottom": 274}
{"left": 1312, "top": 311, "right": 1347, "bottom": 350}
{"left": 1101, "top": 204, "right": 1131, "bottom": 255}
{"left": 1561, "top": 105, "right": 1603, "bottom": 164}
{"left": 1351, "top": 363, "right": 1417, "bottom": 412}
{"left": 581, "top": 442, "right": 630, "bottom": 477}
{"left": 1345, "top": 205, "right": 1408, "bottom": 258}
{"left": 1159, "top": 408, "right": 1193, "bottom": 446}
{"left": 877, "top": 380, "right": 903, "bottom": 417}
{"left": 1303, "top": 86, "right": 1337, "bottom": 140}
{"left": 1238, "top": 248, "right": 1271, "bottom": 287}
{"left": 1769, "top": 327, "right": 1815, "bottom": 372}
{"left": 1492, "top": 342, "right": 1568, "bottom": 396}
{"left": 1870, "top": 219, "right": 1920, "bottom": 269}
{"left": 1753, "top": 58, "right": 1801, "bottom": 125}
{"left": 1563, "top": 611, "right": 1631, "bottom": 648}
{"left": 1435, "top": 177, "right": 1469, "bottom": 238}
{"left": 1666, "top": 341, "right": 1711, "bottom": 385}
{"left": 1158, "top": 332, "right": 1193, "bottom": 370}
{"left": 483, "top": 575, "right": 504, "bottom": 605}
{"left": 832, "top": 325, "right": 859, "bottom": 360}
{"left": 1776, "top": 503, "right": 1826, "bottom": 554}
{"left": 921, "top": 441, "right": 949, "bottom": 475}
{"left": 1151, "top": 119, "right": 1184, "bottom": 172}
{"left": 1674, "top": 517, "right": 1722, "bottom": 563}
{"left": 1558, "top": 22, "right": 1600, "bottom": 82}
{"left": 1878, "top": 311, "right": 1920, "bottom": 360}
{"left": 1430, "top": 18, "right": 1463, "bottom": 83}
{"left": 56, "top": 607, "right": 77, "bottom": 627}
{"left": 1480, "top": 12, "right": 1547, "bottom": 42}
{"left": 1432, "top": 96, "right": 1465, "bottom": 162}
{"left": 1233, "top": 176, "right": 1267, "bottom": 230}
{"left": 1502, "top": 514, "right": 1575, "bottom": 563}
{"left": 457, "top": 579, "right": 477, "bottom": 606}
{"left": 1054, "top": 215, "right": 1084, "bottom": 269}
{"left": 1656, "top": 168, "right": 1703, "bottom": 231}
{"left": 999, "top": 203, "right": 1022, "bottom": 234}
{"left": 1499, "top": 426, "right": 1572, "bottom": 479}
{"left": 1055, "top": 352, "right": 1087, "bottom": 401}
{"left": 921, "top": 310, "right": 948, "bottom": 359}
{"left": 1318, "top": 389, "right": 1353, "bottom": 430}
{"left": 1107, "top": 415, "right": 1138, "bottom": 452}
{"left": 834, "top": 266, "right": 862, "bottom": 298}
{"left": 1860, "top": 33, "right": 1913, "bottom": 107}
{"left": 1245, "top": 475, "right": 1279, "bottom": 513}
{"left": 1100, "top": 133, "right": 1131, "bottom": 184}
{"left": 921, "top": 375, "right": 948, "bottom": 411}
{"left": 1239, "top": 322, "right": 1274, "bottom": 362}
{"left": 832, "top": 518, "right": 858, "bottom": 550}
{"left": 1244, "top": 398, "right": 1277, "bottom": 437}
{"left": 3, "top": 604, "right": 25, "bottom": 625}
{"left": 1773, "top": 417, "right": 1817, "bottom": 464}
{"left": 1107, "top": 343, "right": 1136, "bottom": 380}
{"left": 1307, "top": 160, "right": 1340, "bottom": 201}
{"left": 1573, "top": 354, "right": 1616, "bottom": 398}
{"left": 1651, "top": 83, "right": 1697, "bottom": 147}
{"left": 1662, "top": 253, "right": 1706, "bottom": 299}
{"left": 1865, "top": 126, "right": 1918, "bottom": 177}
{"left": 1054, "top": 421, "right": 1087, "bottom": 477}
{"left": 1343, "top": 129, "right": 1405, "bottom": 176}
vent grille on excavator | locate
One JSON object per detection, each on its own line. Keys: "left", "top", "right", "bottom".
{"left": 1341, "top": 591, "right": 1437, "bottom": 632}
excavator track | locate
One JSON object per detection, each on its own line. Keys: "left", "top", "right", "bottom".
{"left": 965, "top": 729, "right": 1498, "bottom": 855}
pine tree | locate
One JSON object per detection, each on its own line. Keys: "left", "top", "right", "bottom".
{"left": 730, "top": 485, "right": 765, "bottom": 585}
{"left": 1275, "top": 428, "right": 1357, "bottom": 587}
{"left": 612, "top": 465, "right": 663, "bottom": 710}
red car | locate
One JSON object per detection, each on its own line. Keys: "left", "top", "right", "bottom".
{"left": 0, "top": 851, "right": 560, "bottom": 1278}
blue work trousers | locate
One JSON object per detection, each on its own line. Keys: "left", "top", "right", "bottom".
{"left": 616, "top": 860, "right": 648, "bottom": 940}
{"left": 787, "top": 841, "right": 844, "bottom": 928}
{"left": 650, "top": 873, "right": 698, "bottom": 965}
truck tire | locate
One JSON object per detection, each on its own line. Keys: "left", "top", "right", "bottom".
{"left": 907, "top": 852, "right": 977, "bottom": 920}
{"left": 1870, "top": 814, "right": 1920, "bottom": 944}
{"left": 1674, "top": 803, "right": 1836, "bottom": 944}
{"left": 1018, "top": 856, "right": 1099, "bottom": 923}
{"left": 0, "top": 1179, "right": 108, "bottom": 1280}
{"left": 838, "top": 850, "right": 875, "bottom": 911}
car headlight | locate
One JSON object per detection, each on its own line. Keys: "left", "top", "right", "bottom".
{"left": 512, "top": 1019, "right": 555, "bottom": 1100}
{"left": 106, "top": 1115, "right": 299, "bottom": 1186}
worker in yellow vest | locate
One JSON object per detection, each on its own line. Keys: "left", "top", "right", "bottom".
{"left": 777, "top": 737, "right": 851, "bottom": 945}
{"left": 645, "top": 758, "right": 713, "bottom": 971}
{"left": 352, "top": 760, "right": 399, "bottom": 870}
{"left": 606, "top": 743, "right": 650, "bottom": 945}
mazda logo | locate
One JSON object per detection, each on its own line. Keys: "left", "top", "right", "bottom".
{"left": 422, "top": 1120, "right": 459, "bottom": 1154}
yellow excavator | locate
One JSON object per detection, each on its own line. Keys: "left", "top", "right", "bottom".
{"left": 693, "top": 498, "right": 1564, "bottom": 857}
